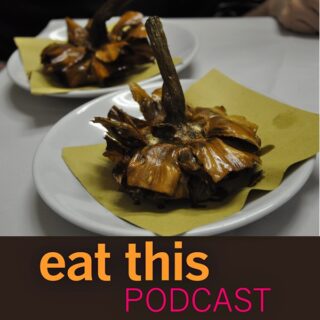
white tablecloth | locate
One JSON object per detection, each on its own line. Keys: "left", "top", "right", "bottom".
{"left": 0, "top": 17, "right": 318, "bottom": 235}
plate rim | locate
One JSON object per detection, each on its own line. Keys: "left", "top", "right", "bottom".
{"left": 7, "top": 20, "right": 198, "bottom": 98}
{"left": 33, "top": 79, "right": 315, "bottom": 236}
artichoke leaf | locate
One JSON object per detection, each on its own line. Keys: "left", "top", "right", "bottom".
{"left": 124, "top": 23, "right": 148, "bottom": 40}
{"left": 127, "top": 144, "right": 182, "bottom": 196}
{"left": 130, "top": 82, "right": 166, "bottom": 123}
{"left": 95, "top": 41, "right": 128, "bottom": 63}
{"left": 111, "top": 11, "right": 144, "bottom": 40}
{"left": 108, "top": 105, "right": 147, "bottom": 128}
{"left": 93, "top": 116, "right": 146, "bottom": 148}
{"left": 66, "top": 17, "right": 89, "bottom": 47}
{"left": 191, "top": 138, "right": 260, "bottom": 183}
{"left": 190, "top": 107, "right": 261, "bottom": 150}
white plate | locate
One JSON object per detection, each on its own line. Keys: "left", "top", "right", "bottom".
{"left": 7, "top": 19, "right": 198, "bottom": 98}
{"left": 33, "top": 80, "right": 315, "bottom": 236}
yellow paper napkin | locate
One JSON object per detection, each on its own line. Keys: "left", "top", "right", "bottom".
{"left": 14, "top": 37, "right": 182, "bottom": 95}
{"left": 62, "top": 70, "right": 319, "bottom": 236}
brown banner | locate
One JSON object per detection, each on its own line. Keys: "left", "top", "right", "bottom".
{"left": 0, "top": 237, "right": 318, "bottom": 319}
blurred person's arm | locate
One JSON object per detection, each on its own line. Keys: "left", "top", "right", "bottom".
{"left": 247, "top": 0, "right": 319, "bottom": 33}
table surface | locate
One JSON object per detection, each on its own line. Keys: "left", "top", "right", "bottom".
{"left": 0, "top": 17, "right": 318, "bottom": 236}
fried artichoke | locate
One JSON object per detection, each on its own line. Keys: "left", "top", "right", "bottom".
{"left": 94, "top": 17, "right": 262, "bottom": 206}
{"left": 41, "top": 0, "right": 154, "bottom": 87}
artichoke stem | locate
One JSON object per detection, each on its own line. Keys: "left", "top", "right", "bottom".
{"left": 145, "top": 16, "right": 186, "bottom": 124}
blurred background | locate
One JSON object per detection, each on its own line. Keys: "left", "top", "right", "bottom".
{"left": 0, "top": 0, "right": 318, "bottom": 62}
{"left": 0, "top": 0, "right": 265, "bottom": 61}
